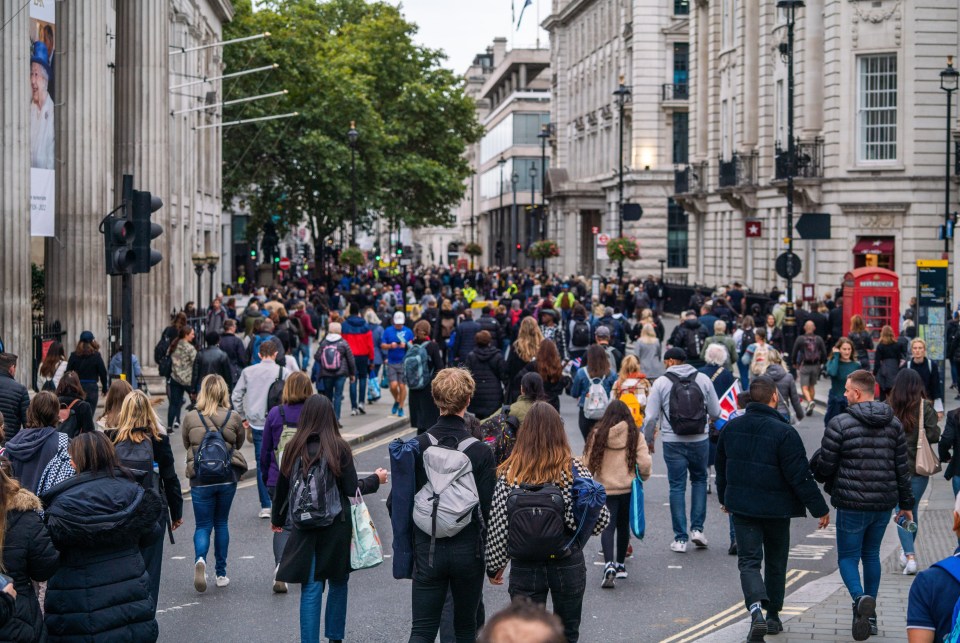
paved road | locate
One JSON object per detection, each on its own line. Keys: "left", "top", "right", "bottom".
{"left": 154, "top": 392, "right": 838, "bottom": 642}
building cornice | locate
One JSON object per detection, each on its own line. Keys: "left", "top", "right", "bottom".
{"left": 548, "top": 0, "right": 598, "bottom": 28}
{"left": 209, "top": 0, "right": 235, "bottom": 23}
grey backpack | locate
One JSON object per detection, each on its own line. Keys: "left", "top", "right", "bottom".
{"left": 413, "top": 435, "right": 480, "bottom": 565}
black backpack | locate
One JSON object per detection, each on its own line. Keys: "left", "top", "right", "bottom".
{"left": 266, "top": 366, "right": 285, "bottom": 415}
{"left": 505, "top": 483, "right": 571, "bottom": 562}
{"left": 154, "top": 335, "right": 172, "bottom": 364}
{"left": 115, "top": 435, "right": 160, "bottom": 496}
{"left": 683, "top": 328, "right": 704, "bottom": 362}
{"left": 289, "top": 455, "right": 343, "bottom": 529}
{"left": 480, "top": 406, "right": 520, "bottom": 466}
{"left": 665, "top": 371, "right": 707, "bottom": 436}
{"left": 194, "top": 410, "right": 234, "bottom": 484}
{"left": 571, "top": 320, "right": 591, "bottom": 348}
{"left": 738, "top": 330, "right": 754, "bottom": 357}
{"left": 57, "top": 400, "right": 81, "bottom": 439}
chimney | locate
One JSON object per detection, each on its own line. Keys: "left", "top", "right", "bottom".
{"left": 492, "top": 37, "right": 508, "bottom": 67}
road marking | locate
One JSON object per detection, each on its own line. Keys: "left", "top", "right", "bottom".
{"left": 668, "top": 565, "right": 682, "bottom": 569}
{"left": 788, "top": 544, "right": 833, "bottom": 560}
{"left": 240, "top": 555, "right": 255, "bottom": 559}
{"left": 659, "top": 569, "right": 812, "bottom": 643}
{"left": 170, "top": 556, "right": 186, "bottom": 560}
{"left": 805, "top": 524, "right": 836, "bottom": 539}
{"left": 156, "top": 601, "right": 200, "bottom": 615}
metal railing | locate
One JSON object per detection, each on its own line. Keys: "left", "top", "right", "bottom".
{"left": 674, "top": 161, "right": 707, "bottom": 195}
{"left": 718, "top": 152, "right": 757, "bottom": 189}
{"left": 662, "top": 83, "right": 689, "bottom": 101}
{"left": 775, "top": 137, "right": 824, "bottom": 180}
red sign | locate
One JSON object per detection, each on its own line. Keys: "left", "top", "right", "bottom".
{"left": 278, "top": 257, "right": 291, "bottom": 270}
{"left": 592, "top": 226, "right": 599, "bottom": 235}
{"left": 597, "top": 234, "right": 610, "bottom": 247}
{"left": 745, "top": 220, "right": 762, "bottom": 238}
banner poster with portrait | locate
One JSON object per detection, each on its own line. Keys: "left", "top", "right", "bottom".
{"left": 29, "top": 1, "right": 56, "bottom": 237}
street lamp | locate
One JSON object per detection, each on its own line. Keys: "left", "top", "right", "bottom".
{"left": 941, "top": 57, "right": 958, "bottom": 255}
{"left": 348, "top": 121, "right": 359, "bottom": 245}
{"left": 511, "top": 171, "right": 520, "bottom": 265}
{"left": 191, "top": 252, "right": 206, "bottom": 313}
{"left": 205, "top": 252, "right": 219, "bottom": 303}
{"left": 538, "top": 124, "right": 551, "bottom": 274}
{"left": 498, "top": 155, "right": 507, "bottom": 266}
{"left": 529, "top": 164, "right": 538, "bottom": 269}
{"left": 777, "top": 0, "right": 804, "bottom": 357}
{"left": 613, "top": 75, "right": 632, "bottom": 303}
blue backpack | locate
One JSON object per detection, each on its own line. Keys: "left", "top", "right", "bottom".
{"left": 194, "top": 410, "right": 234, "bottom": 484}
{"left": 569, "top": 460, "right": 607, "bottom": 550}
{"left": 403, "top": 343, "right": 433, "bottom": 390}
{"left": 933, "top": 555, "right": 960, "bottom": 643}
{"left": 251, "top": 334, "right": 279, "bottom": 365}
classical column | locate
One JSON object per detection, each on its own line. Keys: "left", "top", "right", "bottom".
{"left": 803, "top": 0, "right": 824, "bottom": 136}
{"left": 46, "top": 0, "right": 111, "bottom": 352}
{"left": 115, "top": 0, "right": 170, "bottom": 365}
{"left": 743, "top": 1, "right": 760, "bottom": 148}
{"left": 695, "top": 0, "right": 709, "bottom": 158}
{"left": 0, "top": 0, "right": 33, "bottom": 383}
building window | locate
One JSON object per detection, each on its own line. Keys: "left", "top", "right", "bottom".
{"left": 857, "top": 54, "right": 897, "bottom": 162}
{"left": 674, "top": 0, "right": 690, "bottom": 15}
{"left": 775, "top": 79, "right": 785, "bottom": 147}
{"left": 721, "top": 0, "right": 735, "bottom": 49}
{"left": 673, "top": 43, "right": 689, "bottom": 93}
{"left": 721, "top": 100, "right": 730, "bottom": 159}
{"left": 513, "top": 113, "right": 551, "bottom": 146}
{"left": 673, "top": 112, "right": 689, "bottom": 164}
{"left": 667, "top": 199, "right": 689, "bottom": 268}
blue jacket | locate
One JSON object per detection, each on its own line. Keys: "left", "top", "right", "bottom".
{"left": 569, "top": 368, "right": 616, "bottom": 408}
{"left": 108, "top": 353, "right": 142, "bottom": 389}
{"left": 388, "top": 437, "right": 420, "bottom": 579}
{"left": 371, "top": 325, "right": 385, "bottom": 366}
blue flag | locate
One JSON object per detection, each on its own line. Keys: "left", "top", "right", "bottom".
{"left": 517, "top": 0, "right": 533, "bottom": 30}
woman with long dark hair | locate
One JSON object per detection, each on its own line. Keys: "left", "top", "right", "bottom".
{"left": 65, "top": 332, "right": 107, "bottom": 411}
{"left": 848, "top": 315, "right": 874, "bottom": 370}
{"left": 4, "top": 392, "right": 70, "bottom": 494}
{"left": 271, "top": 394, "right": 387, "bottom": 643}
{"left": 97, "top": 378, "right": 133, "bottom": 432}
{"left": 500, "top": 371, "right": 548, "bottom": 426}
{"left": 42, "top": 432, "right": 161, "bottom": 641}
{"left": 824, "top": 337, "right": 860, "bottom": 427}
{"left": 36, "top": 340, "right": 66, "bottom": 392}
{"left": 54, "top": 371, "right": 95, "bottom": 436}
{"left": 526, "top": 339, "right": 569, "bottom": 412}
{"left": 484, "top": 402, "right": 609, "bottom": 642}
{"left": 569, "top": 344, "right": 617, "bottom": 440}
{"left": 583, "top": 400, "right": 651, "bottom": 589}
{"left": 887, "top": 368, "right": 940, "bottom": 575}
{"left": 873, "top": 325, "right": 904, "bottom": 401}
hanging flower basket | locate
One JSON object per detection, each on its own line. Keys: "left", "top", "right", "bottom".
{"left": 464, "top": 242, "right": 483, "bottom": 257}
{"left": 339, "top": 246, "right": 365, "bottom": 267}
{"left": 606, "top": 237, "right": 640, "bottom": 262}
{"left": 528, "top": 240, "right": 560, "bottom": 259}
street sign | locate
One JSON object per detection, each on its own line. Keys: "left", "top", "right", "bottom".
{"left": 745, "top": 220, "right": 762, "bottom": 238}
{"left": 597, "top": 233, "right": 611, "bottom": 247}
{"left": 591, "top": 226, "right": 599, "bottom": 235}
{"left": 622, "top": 203, "right": 643, "bottom": 221}
{"left": 775, "top": 251, "right": 802, "bottom": 280}
{"left": 917, "top": 259, "right": 949, "bottom": 361}
{"left": 278, "top": 257, "right": 291, "bottom": 270}
{"left": 795, "top": 213, "right": 831, "bottom": 240}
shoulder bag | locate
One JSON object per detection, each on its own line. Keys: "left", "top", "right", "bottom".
{"left": 915, "top": 400, "right": 942, "bottom": 476}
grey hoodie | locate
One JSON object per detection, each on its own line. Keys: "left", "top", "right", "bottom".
{"left": 642, "top": 364, "right": 721, "bottom": 444}
{"left": 231, "top": 359, "right": 290, "bottom": 428}
{"left": 764, "top": 364, "right": 806, "bottom": 423}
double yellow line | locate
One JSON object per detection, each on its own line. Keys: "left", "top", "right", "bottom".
{"left": 659, "top": 569, "right": 813, "bottom": 643}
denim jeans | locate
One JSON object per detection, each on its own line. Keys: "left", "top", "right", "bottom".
{"left": 250, "top": 428, "right": 271, "bottom": 509}
{"left": 662, "top": 440, "right": 709, "bottom": 541}
{"left": 349, "top": 357, "right": 370, "bottom": 410}
{"left": 824, "top": 393, "right": 847, "bottom": 428}
{"left": 897, "top": 474, "right": 929, "bottom": 555}
{"left": 836, "top": 508, "right": 890, "bottom": 600}
{"left": 409, "top": 535, "right": 485, "bottom": 643}
{"left": 267, "top": 486, "right": 291, "bottom": 565}
{"left": 167, "top": 381, "right": 189, "bottom": 428}
{"left": 509, "top": 549, "right": 588, "bottom": 643}
{"left": 192, "top": 482, "right": 237, "bottom": 576}
{"left": 295, "top": 341, "right": 311, "bottom": 371}
{"left": 322, "top": 376, "right": 347, "bottom": 420}
{"left": 300, "top": 555, "right": 349, "bottom": 643}
{"left": 732, "top": 516, "right": 791, "bottom": 614}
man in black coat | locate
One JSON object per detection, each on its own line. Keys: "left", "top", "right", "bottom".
{"left": 717, "top": 377, "right": 830, "bottom": 641}
{"left": 814, "top": 369, "right": 914, "bottom": 641}
{"left": 0, "top": 353, "right": 29, "bottom": 442}
{"left": 192, "top": 331, "right": 235, "bottom": 390}
{"left": 218, "top": 319, "right": 247, "bottom": 385}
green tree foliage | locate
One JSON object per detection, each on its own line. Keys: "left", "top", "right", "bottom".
{"left": 222, "top": 0, "right": 482, "bottom": 254}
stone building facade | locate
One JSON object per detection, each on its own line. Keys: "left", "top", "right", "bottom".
{"left": 676, "top": 0, "right": 959, "bottom": 301}
{"left": 1, "top": 0, "right": 233, "bottom": 378}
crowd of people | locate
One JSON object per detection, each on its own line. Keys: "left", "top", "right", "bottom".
{"left": 0, "top": 264, "right": 959, "bottom": 641}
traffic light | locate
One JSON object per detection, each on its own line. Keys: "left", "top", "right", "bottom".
{"left": 396, "top": 246, "right": 402, "bottom": 256}
{"left": 131, "top": 189, "right": 163, "bottom": 274}
{"left": 374, "top": 244, "right": 381, "bottom": 261}
{"left": 515, "top": 243, "right": 522, "bottom": 251}
{"left": 104, "top": 215, "right": 134, "bottom": 275}
{"left": 250, "top": 248, "right": 257, "bottom": 258}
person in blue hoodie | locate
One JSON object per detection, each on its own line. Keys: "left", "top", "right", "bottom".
{"left": 3, "top": 391, "right": 70, "bottom": 495}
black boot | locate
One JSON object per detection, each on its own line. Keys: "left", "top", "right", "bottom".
{"left": 765, "top": 612, "right": 783, "bottom": 635}
{"left": 868, "top": 616, "right": 878, "bottom": 636}
{"left": 852, "top": 596, "right": 876, "bottom": 641}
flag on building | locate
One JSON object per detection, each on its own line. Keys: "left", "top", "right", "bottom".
{"left": 713, "top": 380, "right": 742, "bottom": 430}
{"left": 517, "top": 0, "right": 533, "bottom": 29}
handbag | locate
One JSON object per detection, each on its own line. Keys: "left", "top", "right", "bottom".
{"left": 915, "top": 400, "right": 942, "bottom": 476}
{"left": 350, "top": 490, "right": 384, "bottom": 570}
{"left": 367, "top": 374, "right": 381, "bottom": 402}
{"left": 629, "top": 464, "right": 646, "bottom": 539}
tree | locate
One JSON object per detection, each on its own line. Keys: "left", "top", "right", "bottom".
{"left": 222, "top": 0, "right": 482, "bottom": 270}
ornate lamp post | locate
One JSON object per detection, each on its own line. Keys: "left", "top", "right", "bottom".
{"left": 940, "top": 57, "right": 958, "bottom": 256}
{"left": 613, "top": 75, "right": 632, "bottom": 303}
{"left": 348, "top": 121, "right": 359, "bottom": 245}
{"left": 205, "top": 252, "right": 220, "bottom": 302}
{"left": 191, "top": 253, "right": 206, "bottom": 313}
{"left": 497, "top": 155, "right": 507, "bottom": 266}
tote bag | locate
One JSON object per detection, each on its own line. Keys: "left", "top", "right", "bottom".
{"left": 915, "top": 401, "right": 942, "bottom": 476}
{"left": 629, "top": 464, "right": 645, "bottom": 540}
{"left": 350, "top": 490, "right": 384, "bottom": 570}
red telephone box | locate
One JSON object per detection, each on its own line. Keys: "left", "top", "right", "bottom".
{"left": 842, "top": 267, "right": 900, "bottom": 341}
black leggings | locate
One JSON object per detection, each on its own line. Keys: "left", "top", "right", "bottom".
{"left": 601, "top": 493, "right": 631, "bottom": 564}
{"left": 578, "top": 408, "right": 597, "bottom": 440}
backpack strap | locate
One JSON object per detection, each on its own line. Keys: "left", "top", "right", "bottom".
{"left": 197, "top": 411, "right": 212, "bottom": 432}
{"left": 456, "top": 437, "right": 479, "bottom": 452}
{"left": 64, "top": 399, "right": 79, "bottom": 413}
{"left": 276, "top": 365, "right": 284, "bottom": 382}
{"left": 933, "top": 554, "right": 960, "bottom": 583}
{"left": 710, "top": 368, "right": 723, "bottom": 383}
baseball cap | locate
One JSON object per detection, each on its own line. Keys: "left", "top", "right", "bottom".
{"left": 664, "top": 347, "right": 687, "bottom": 362}
{"left": 79, "top": 330, "right": 95, "bottom": 343}
{"left": 595, "top": 325, "right": 611, "bottom": 338}
{"left": 393, "top": 312, "right": 405, "bottom": 325}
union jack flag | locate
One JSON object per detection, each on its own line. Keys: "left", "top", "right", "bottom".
{"left": 714, "top": 380, "right": 743, "bottom": 430}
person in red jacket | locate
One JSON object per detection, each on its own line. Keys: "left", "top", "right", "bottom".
{"left": 341, "top": 303, "right": 375, "bottom": 415}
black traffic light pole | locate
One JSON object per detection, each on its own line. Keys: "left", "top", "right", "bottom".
{"left": 120, "top": 175, "right": 134, "bottom": 383}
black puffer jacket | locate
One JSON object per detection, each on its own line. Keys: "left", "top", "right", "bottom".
{"left": 815, "top": 401, "right": 913, "bottom": 512}
{"left": 41, "top": 470, "right": 162, "bottom": 643}
{"left": 0, "top": 487, "right": 59, "bottom": 643}
{"left": 0, "top": 372, "right": 29, "bottom": 442}
{"left": 464, "top": 346, "right": 506, "bottom": 419}
{"left": 191, "top": 346, "right": 234, "bottom": 389}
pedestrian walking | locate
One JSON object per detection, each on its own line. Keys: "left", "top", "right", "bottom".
{"left": 465, "top": 330, "right": 506, "bottom": 420}
{"left": 506, "top": 317, "right": 542, "bottom": 404}
{"left": 905, "top": 338, "right": 945, "bottom": 418}
{"left": 184, "top": 374, "right": 248, "bottom": 591}
{"left": 732, "top": 316, "right": 756, "bottom": 384}
{"left": 167, "top": 326, "right": 198, "bottom": 430}
{"left": 642, "top": 347, "right": 721, "bottom": 552}
{"left": 873, "top": 325, "right": 904, "bottom": 402}
{"left": 271, "top": 394, "right": 387, "bottom": 643}
{"left": 192, "top": 330, "right": 234, "bottom": 392}
{"left": 764, "top": 350, "right": 806, "bottom": 426}
{"left": 668, "top": 311, "right": 709, "bottom": 368}
{"left": 583, "top": 399, "right": 651, "bottom": 589}
{"left": 342, "top": 303, "right": 374, "bottom": 417}
{"left": 824, "top": 338, "right": 861, "bottom": 426}
{"left": 4, "top": 392, "right": 70, "bottom": 495}
{"left": 313, "top": 322, "right": 356, "bottom": 421}
{"left": 568, "top": 303, "right": 592, "bottom": 362}
{"left": 485, "top": 402, "right": 610, "bottom": 642}
{"left": 716, "top": 376, "right": 830, "bottom": 642}
{"left": 407, "top": 320, "right": 444, "bottom": 434}
{"left": 41, "top": 432, "right": 161, "bottom": 642}
{"left": 107, "top": 346, "right": 143, "bottom": 389}
{"left": 700, "top": 344, "right": 736, "bottom": 494}
{"left": 112, "top": 389, "right": 184, "bottom": 608}
{"left": 634, "top": 324, "right": 665, "bottom": 379}
{"left": 848, "top": 315, "right": 874, "bottom": 370}
{"left": 906, "top": 495, "right": 960, "bottom": 642}
{"left": 365, "top": 310, "right": 385, "bottom": 393}
{"left": 35, "top": 341, "right": 67, "bottom": 392}
{"left": 813, "top": 369, "right": 914, "bottom": 641}
{"left": 218, "top": 319, "right": 247, "bottom": 389}
{"left": 66, "top": 331, "right": 107, "bottom": 411}
{"left": 54, "top": 371, "right": 96, "bottom": 437}
{"left": 887, "top": 369, "right": 941, "bottom": 576}
{"left": 232, "top": 340, "right": 289, "bottom": 518}
{"left": 518, "top": 339, "right": 569, "bottom": 413}
{"left": 97, "top": 378, "right": 132, "bottom": 432}
{"left": 382, "top": 312, "right": 414, "bottom": 417}
{"left": 790, "top": 320, "right": 827, "bottom": 416}
{"left": 701, "top": 321, "right": 738, "bottom": 375}
{"left": 569, "top": 345, "right": 617, "bottom": 440}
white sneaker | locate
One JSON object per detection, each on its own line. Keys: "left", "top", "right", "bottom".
{"left": 615, "top": 563, "right": 628, "bottom": 579}
{"left": 670, "top": 540, "right": 688, "bottom": 553}
{"left": 215, "top": 575, "right": 230, "bottom": 588}
{"left": 194, "top": 558, "right": 207, "bottom": 593}
{"left": 899, "top": 549, "right": 907, "bottom": 568}
{"left": 691, "top": 530, "right": 709, "bottom": 548}
{"left": 350, "top": 408, "right": 358, "bottom": 416}
{"left": 259, "top": 507, "right": 271, "bottom": 519}
{"left": 601, "top": 562, "right": 616, "bottom": 588}
{"left": 273, "top": 564, "right": 288, "bottom": 593}
{"left": 904, "top": 558, "right": 918, "bottom": 575}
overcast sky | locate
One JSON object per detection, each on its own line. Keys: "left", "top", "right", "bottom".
{"left": 385, "top": 0, "right": 550, "bottom": 74}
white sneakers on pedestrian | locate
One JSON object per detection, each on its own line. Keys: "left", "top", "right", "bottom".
{"left": 615, "top": 563, "right": 628, "bottom": 579}
{"left": 273, "top": 564, "right": 288, "bottom": 593}
{"left": 691, "top": 530, "right": 709, "bottom": 548}
{"left": 259, "top": 508, "right": 271, "bottom": 519}
{"left": 601, "top": 563, "right": 616, "bottom": 588}
{"left": 350, "top": 408, "right": 359, "bottom": 416}
{"left": 904, "top": 558, "right": 918, "bottom": 575}
{"left": 215, "top": 575, "right": 230, "bottom": 588}
{"left": 194, "top": 558, "right": 207, "bottom": 593}
{"left": 670, "top": 540, "right": 688, "bottom": 553}
{"left": 899, "top": 549, "right": 907, "bottom": 568}
{"left": 806, "top": 400, "right": 816, "bottom": 415}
